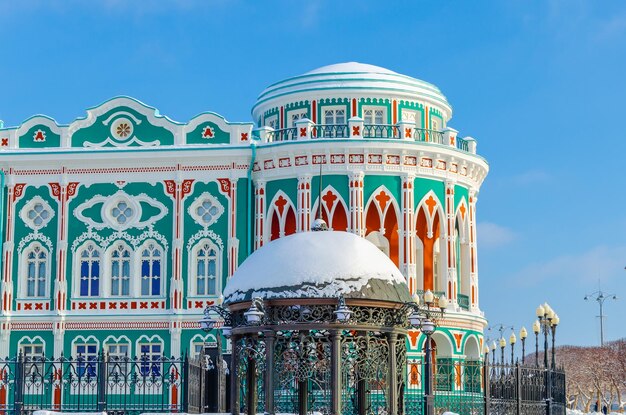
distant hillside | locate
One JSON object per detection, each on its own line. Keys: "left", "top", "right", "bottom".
{"left": 534, "top": 339, "right": 626, "bottom": 412}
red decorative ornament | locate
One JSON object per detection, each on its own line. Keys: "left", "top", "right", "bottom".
{"left": 202, "top": 126, "right": 215, "bottom": 139}
{"left": 33, "top": 129, "right": 46, "bottom": 142}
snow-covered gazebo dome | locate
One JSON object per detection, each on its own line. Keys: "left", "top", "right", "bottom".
{"left": 223, "top": 230, "right": 412, "bottom": 304}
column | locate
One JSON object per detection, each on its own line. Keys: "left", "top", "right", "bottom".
{"left": 170, "top": 321, "right": 182, "bottom": 358}
{"left": 349, "top": 172, "right": 365, "bottom": 237}
{"left": 468, "top": 190, "right": 478, "bottom": 309}
{"left": 297, "top": 175, "right": 312, "bottom": 231}
{"left": 387, "top": 332, "right": 398, "bottom": 415}
{"left": 49, "top": 177, "right": 80, "bottom": 314}
{"left": 330, "top": 330, "right": 342, "bottom": 415}
{"left": 401, "top": 174, "right": 416, "bottom": 292}
{"left": 230, "top": 335, "right": 240, "bottom": 415}
{"left": 445, "top": 181, "right": 456, "bottom": 301}
{"left": 2, "top": 177, "right": 25, "bottom": 315}
{"left": 164, "top": 177, "right": 195, "bottom": 312}
{"left": 218, "top": 178, "right": 240, "bottom": 277}
{"left": 264, "top": 330, "right": 275, "bottom": 414}
{"left": 254, "top": 180, "right": 266, "bottom": 249}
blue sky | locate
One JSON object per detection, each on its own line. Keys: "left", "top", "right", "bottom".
{"left": 1, "top": 0, "right": 625, "bottom": 347}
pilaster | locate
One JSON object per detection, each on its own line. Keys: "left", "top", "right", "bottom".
{"left": 401, "top": 174, "right": 416, "bottom": 292}
{"left": 348, "top": 172, "right": 365, "bottom": 237}
{"left": 297, "top": 175, "right": 312, "bottom": 232}
{"left": 2, "top": 176, "right": 26, "bottom": 315}
{"left": 468, "top": 190, "right": 478, "bottom": 309}
{"left": 254, "top": 180, "right": 266, "bottom": 249}
{"left": 445, "top": 181, "right": 457, "bottom": 302}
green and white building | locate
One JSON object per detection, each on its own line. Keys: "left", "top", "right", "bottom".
{"left": 0, "top": 62, "right": 489, "bottom": 380}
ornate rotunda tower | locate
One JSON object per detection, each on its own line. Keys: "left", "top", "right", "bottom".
{"left": 250, "top": 62, "right": 489, "bottom": 366}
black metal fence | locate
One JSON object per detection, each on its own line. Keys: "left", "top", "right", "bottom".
{"left": 0, "top": 353, "right": 187, "bottom": 415}
{"left": 0, "top": 352, "right": 565, "bottom": 415}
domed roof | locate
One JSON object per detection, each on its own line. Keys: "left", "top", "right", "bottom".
{"left": 251, "top": 62, "right": 451, "bottom": 121}
{"left": 223, "top": 231, "right": 411, "bottom": 304}
{"left": 304, "top": 62, "right": 399, "bottom": 75}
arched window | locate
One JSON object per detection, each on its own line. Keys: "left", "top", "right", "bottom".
{"left": 193, "top": 240, "right": 220, "bottom": 296}
{"left": 23, "top": 243, "right": 48, "bottom": 298}
{"left": 79, "top": 243, "right": 100, "bottom": 297}
{"left": 110, "top": 243, "right": 131, "bottom": 296}
{"left": 140, "top": 242, "right": 162, "bottom": 296}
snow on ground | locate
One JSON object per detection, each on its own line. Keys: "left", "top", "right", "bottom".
{"left": 567, "top": 409, "right": 622, "bottom": 415}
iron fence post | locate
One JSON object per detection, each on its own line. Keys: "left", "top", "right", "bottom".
{"left": 483, "top": 357, "right": 490, "bottom": 415}
{"left": 97, "top": 350, "right": 106, "bottom": 412}
{"left": 545, "top": 366, "right": 552, "bottom": 415}
{"left": 182, "top": 352, "right": 189, "bottom": 413}
{"left": 515, "top": 363, "right": 521, "bottom": 415}
{"left": 14, "top": 353, "right": 24, "bottom": 415}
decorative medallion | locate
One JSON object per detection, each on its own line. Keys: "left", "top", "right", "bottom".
{"left": 111, "top": 117, "right": 134, "bottom": 140}
{"left": 20, "top": 196, "right": 55, "bottom": 230}
{"left": 74, "top": 191, "right": 167, "bottom": 231}
{"left": 188, "top": 192, "right": 224, "bottom": 228}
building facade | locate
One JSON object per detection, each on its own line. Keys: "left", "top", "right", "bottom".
{"left": 0, "top": 63, "right": 488, "bottom": 374}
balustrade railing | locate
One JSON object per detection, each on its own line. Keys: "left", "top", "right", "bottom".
{"left": 254, "top": 122, "right": 475, "bottom": 154}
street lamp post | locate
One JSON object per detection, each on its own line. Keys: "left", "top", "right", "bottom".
{"left": 584, "top": 290, "right": 618, "bottom": 346}
{"left": 499, "top": 338, "right": 506, "bottom": 366}
{"left": 532, "top": 320, "right": 540, "bottom": 367}
{"left": 551, "top": 314, "right": 559, "bottom": 370}
{"left": 406, "top": 289, "right": 447, "bottom": 415}
{"left": 509, "top": 332, "right": 517, "bottom": 364}
{"left": 536, "top": 302, "right": 558, "bottom": 415}
{"left": 519, "top": 327, "right": 527, "bottom": 365}
{"left": 491, "top": 341, "right": 497, "bottom": 366}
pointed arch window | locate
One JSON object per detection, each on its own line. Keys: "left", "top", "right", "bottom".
{"left": 23, "top": 243, "right": 48, "bottom": 298}
{"left": 79, "top": 243, "right": 100, "bottom": 297}
{"left": 110, "top": 243, "right": 131, "bottom": 296}
{"left": 193, "top": 240, "right": 220, "bottom": 296}
{"left": 140, "top": 243, "right": 162, "bottom": 296}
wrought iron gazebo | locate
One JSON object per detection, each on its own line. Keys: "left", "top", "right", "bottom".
{"left": 205, "top": 229, "right": 444, "bottom": 415}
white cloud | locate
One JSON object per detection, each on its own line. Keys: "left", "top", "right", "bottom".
{"left": 477, "top": 222, "right": 517, "bottom": 249}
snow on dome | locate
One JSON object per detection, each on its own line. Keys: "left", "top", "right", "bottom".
{"left": 223, "top": 231, "right": 411, "bottom": 304}
{"left": 304, "top": 62, "right": 398, "bottom": 75}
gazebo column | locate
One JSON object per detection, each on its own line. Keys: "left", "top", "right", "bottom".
{"left": 230, "top": 335, "right": 240, "bottom": 415}
{"left": 264, "top": 330, "right": 276, "bottom": 414}
{"left": 388, "top": 332, "right": 399, "bottom": 415}
{"left": 330, "top": 329, "right": 342, "bottom": 415}
{"left": 246, "top": 355, "right": 257, "bottom": 415}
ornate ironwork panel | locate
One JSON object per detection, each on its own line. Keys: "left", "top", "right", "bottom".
{"left": 273, "top": 330, "right": 331, "bottom": 415}
{"left": 236, "top": 337, "right": 266, "bottom": 415}
{"left": 341, "top": 332, "right": 390, "bottom": 415}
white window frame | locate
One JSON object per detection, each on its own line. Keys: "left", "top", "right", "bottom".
{"left": 189, "top": 239, "right": 221, "bottom": 297}
{"left": 74, "top": 241, "right": 102, "bottom": 298}
{"left": 322, "top": 106, "right": 347, "bottom": 126}
{"left": 18, "top": 337, "right": 46, "bottom": 392}
{"left": 74, "top": 342, "right": 99, "bottom": 378}
{"left": 137, "top": 240, "right": 165, "bottom": 297}
{"left": 287, "top": 109, "right": 308, "bottom": 128}
{"left": 20, "top": 242, "right": 49, "bottom": 299}
{"left": 265, "top": 115, "right": 279, "bottom": 130}
{"left": 106, "top": 241, "right": 133, "bottom": 298}
{"left": 137, "top": 342, "right": 163, "bottom": 377}
{"left": 362, "top": 106, "right": 386, "bottom": 125}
